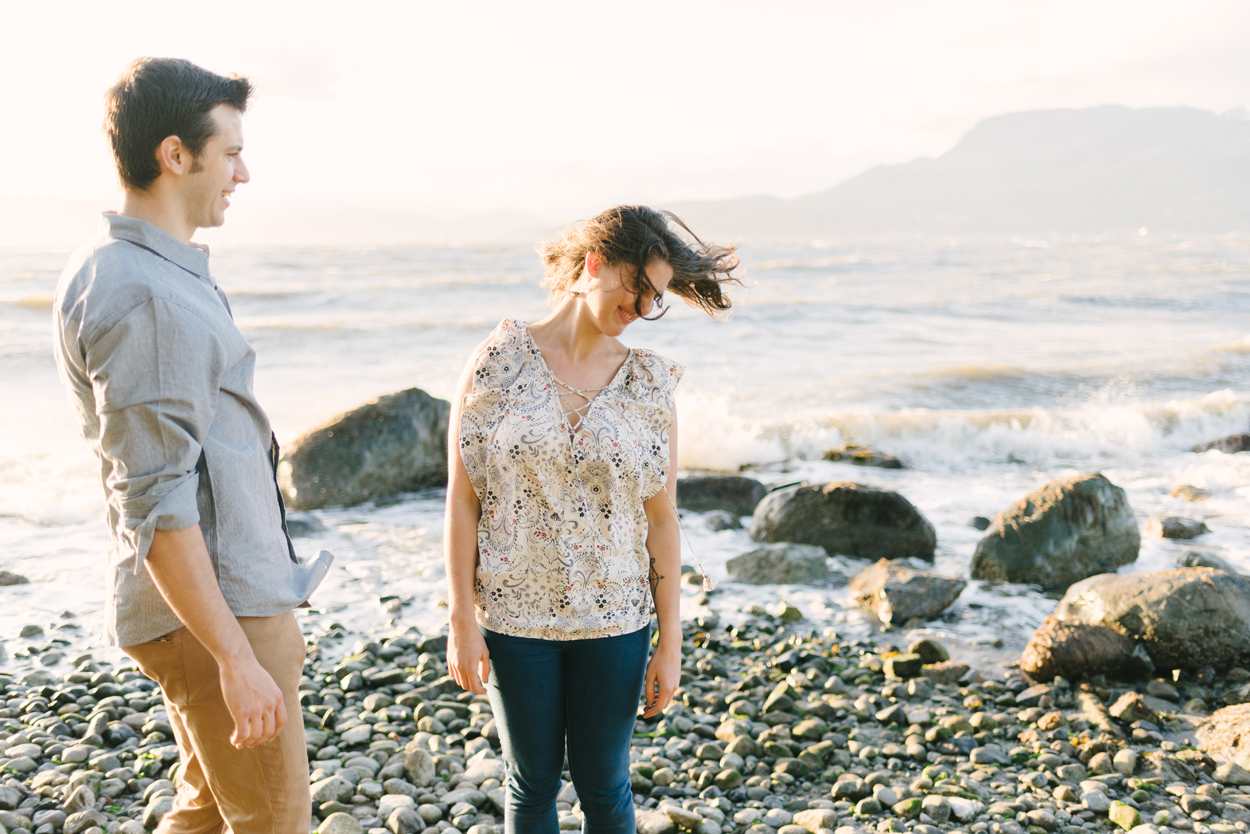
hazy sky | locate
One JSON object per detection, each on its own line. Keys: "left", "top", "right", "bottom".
{"left": 5, "top": 0, "right": 1249, "bottom": 221}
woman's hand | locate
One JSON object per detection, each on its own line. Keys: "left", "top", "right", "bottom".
{"left": 448, "top": 617, "right": 491, "bottom": 694}
{"left": 641, "top": 640, "right": 681, "bottom": 718}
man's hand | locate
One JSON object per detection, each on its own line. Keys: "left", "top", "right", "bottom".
{"left": 219, "top": 655, "right": 286, "bottom": 748}
{"left": 144, "top": 526, "right": 288, "bottom": 748}
{"left": 448, "top": 617, "right": 491, "bottom": 695}
{"left": 641, "top": 642, "right": 681, "bottom": 718}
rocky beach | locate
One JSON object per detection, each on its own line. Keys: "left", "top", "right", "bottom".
{"left": 6, "top": 428, "right": 1250, "bottom": 834}
{"left": 4, "top": 236, "right": 1250, "bottom": 834}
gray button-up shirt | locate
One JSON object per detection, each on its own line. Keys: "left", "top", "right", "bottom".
{"left": 54, "top": 214, "right": 331, "bottom": 647}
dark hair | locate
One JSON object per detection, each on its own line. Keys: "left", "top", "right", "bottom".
{"left": 540, "top": 205, "right": 742, "bottom": 319}
{"left": 104, "top": 58, "right": 252, "bottom": 191}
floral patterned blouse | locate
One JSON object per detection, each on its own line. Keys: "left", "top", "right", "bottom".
{"left": 459, "top": 318, "right": 683, "bottom": 640}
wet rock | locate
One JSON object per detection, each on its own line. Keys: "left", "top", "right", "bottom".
{"left": 908, "top": 639, "right": 949, "bottom": 665}
{"left": 883, "top": 653, "right": 923, "bottom": 679}
{"left": 1055, "top": 568, "right": 1250, "bottom": 672}
{"left": 969, "top": 516, "right": 992, "bottom": 531}
{"left": 704, "top": 511, "right": 742, "bottom": 531}
{"left": 286, "top": 513, "right": 328, "bottom": 537}
{"left": 1178, "top": 550, "right": 1238, "bottom": 572}
{"left": 1147, "top": 516, "right": 1210, "bottom": 539}
{"left": 1192, "top": 434, "right": 1250, "bottom": 454}
{"left": 0, "top": 571, "right": 29, "bottom": 585}
{"left": 280, "top": 387, "right": 450, "bottom": 510}
{"left": 1020, "top": 615, "right": 1139, "bottom": 681}
{"left": 1172, "top": 485, "right": 1212, "bottom": 501}
{"left": 822, "top": 444, "right": 906, "bottom": 469}
{"left": 19, "top": 624, "right": 43, "bottom": 637}
{"left": 749, "top": 482, "right": 936, "bottom": 562}
{"left": 920, "top": 660, "right": 970, "bottom": 684}
{"left": 971, "top": 473, "right": 1139, "bottom": 591}
{"left": 677, "top": 474, "right": 768, "bottom": 516}
{"left": 727, "top": 543, "right": 829, "bottom": 585}
{"left": 849, "top": 559, "right": 965, "bottom": 625}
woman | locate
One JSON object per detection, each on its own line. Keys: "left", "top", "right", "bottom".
{"left": 444, "top": 205, "right": 740, "bottom": 834}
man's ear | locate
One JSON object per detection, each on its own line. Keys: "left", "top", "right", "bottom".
{"left": 585, "top": 250, "right": 601, "bottom": 278}
{"left": 155, "top": 135, "right": 191, "bottom": 177}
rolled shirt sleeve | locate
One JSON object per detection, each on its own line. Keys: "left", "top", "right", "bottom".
{"left": 85, "top": 296, "right": 226, "bottom": 572}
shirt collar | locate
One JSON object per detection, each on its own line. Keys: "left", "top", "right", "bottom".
{"left": 102, "top": 213, "right": 213, "bottom": 285}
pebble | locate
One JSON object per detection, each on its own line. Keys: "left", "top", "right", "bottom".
{"left": 0, "top": 588, "right": 1241, "bottom": 834}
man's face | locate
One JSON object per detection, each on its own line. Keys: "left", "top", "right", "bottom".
{"left": 183, "top": 104, "right": 249, "bottom": 229}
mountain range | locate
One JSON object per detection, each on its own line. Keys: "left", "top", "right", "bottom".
{"left": 672, "top": 105, "right": 1250, "bottom": 238}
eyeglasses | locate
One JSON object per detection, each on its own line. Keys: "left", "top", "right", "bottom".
{"left": 638, "top": 291, "right": 667, "bottom": 322}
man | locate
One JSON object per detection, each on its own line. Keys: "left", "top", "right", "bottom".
{"left": 54, "top": 58, "right": 332, "bottom": 833}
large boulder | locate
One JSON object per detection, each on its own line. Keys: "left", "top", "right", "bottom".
{"left": 727, "top": 543, "right": 829, "bottom": 585}
{"left": 1055, "top": 568, "right": 1250, "bottom": 673}
{"left": 1019, "top": 615, "right": 1140, "bottom": 682}
{"left": 676, "top": 474, "right": 767, "bottom": 516}
{"left": 279, "top": 388, "right": 449, "bottom": 510}
{"left": 849, "top": 559, "right": 966, "bottom": 626}
{"left": 749, "top": 482, "right": 936, "bottom": 562}
{"left": 970, "top": 473, "right": 1139, "bottom": 591}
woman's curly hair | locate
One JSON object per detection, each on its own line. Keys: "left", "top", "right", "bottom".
{"left": 539, "top": 205, "right": 742, "bottom": 319}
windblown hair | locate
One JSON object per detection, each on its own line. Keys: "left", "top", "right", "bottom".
{"left": 539, "top": 205, "right": 742, "bottom": 319}
{"left": 104, "top": 58, "right": 252, "bottom": 191}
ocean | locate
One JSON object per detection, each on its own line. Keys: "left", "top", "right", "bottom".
{"left": 2, "top": 232, "right": 1249, "bottom": 671}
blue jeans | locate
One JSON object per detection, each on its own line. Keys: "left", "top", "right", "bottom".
{"left": 481, "top": 625, "right": 650, "bottom": 834}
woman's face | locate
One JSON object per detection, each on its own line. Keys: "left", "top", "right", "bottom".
{"left": 582, "top": 254, "right": 673, "bottom": 336}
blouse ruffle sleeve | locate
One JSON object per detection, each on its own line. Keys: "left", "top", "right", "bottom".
{"left": 621, "top": 349, "right": 684, "bottom": 500}
{"left": 458, "top": 319, "right": 529, "bottom": 500}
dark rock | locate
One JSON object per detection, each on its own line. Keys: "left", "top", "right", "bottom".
{"left": 1192, "top": 434, "right": 1250, "bottom": 454}
{"left": 279, "top": 387, "right": 450, "bottom": 510}
{"left": 704, "top": 510, "right": 743, "bottom": 531}
{"left": 1178, "top": 550, "right": 1238, "bottom": 573}
{"left": 0, "top": 571, "right": 29, "bottom": 586}
{"left": 822, "top": 444, "right": 906, "bottom": 469}
{"left": 1148, "top": 516, "right": 1210, "bottom": 539}
{"left": 908, "top": 638, "right": 950, "bottom": 665}
{"left": 1020, "top": 615, "right": 1139, "bottom": 682}
{"left": 883, "top": 653, "right": 924, "bottom": 679}
{"left": 749, "top": 482, "right": 936, "bottom": 561}
{"left": 726, "top": 543, "right": 829, "bottom": 585}
{"left": 285, "top": 513, "right": 327, "bottom": 537}
{"left": 971, "top": 473, "right": 1139, "bottom": 591}
{"left": 1056, "top": 568, "right": 1250, "bottom": 672}
{"left": 849, "top": 559, "right": 965, "bottom": 626}
{"left": 920, "top": 661, "right": 971, "bottom": 684}
{"left": 969, "top": 516, "right": 992, "bottom": 531}
{"left": 676, "top": 474, "right": 767, "bottom": 516}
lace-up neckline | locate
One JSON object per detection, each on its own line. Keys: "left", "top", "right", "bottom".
{"left": 524, "top": 325, "right": 633, "bottom": 433}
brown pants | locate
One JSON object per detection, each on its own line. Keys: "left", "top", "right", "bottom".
{"left": 124, "top": 612, "right": 311, "bottom": 834}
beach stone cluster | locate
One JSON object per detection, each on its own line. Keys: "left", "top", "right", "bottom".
{"left": 5, "top": 603, "right": 1248, "bottom": 834}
